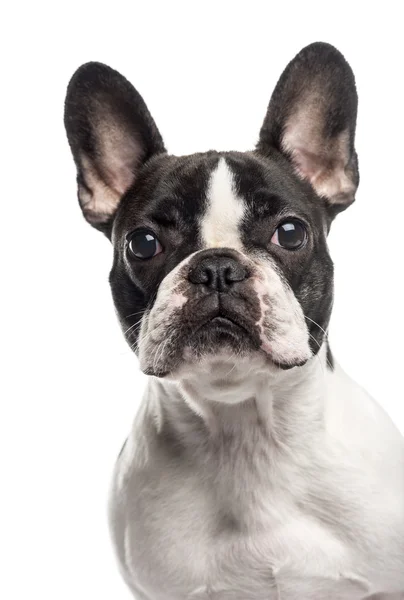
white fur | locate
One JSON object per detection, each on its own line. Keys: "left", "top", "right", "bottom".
{"left": 201, "top": 158, "right": 244, "bottom": 250}
{"left": 110, "top": 347, "right": 404, "bottom": 599}
{"left": 137, "top": 252, "right": 195, "bottom": 375}
{"left": 253, "top": 266, "right": 311, "bottom": 366}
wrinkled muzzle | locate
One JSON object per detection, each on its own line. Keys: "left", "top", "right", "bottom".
{"left": 137, "top": 247, "right": 312, "bottom": 378}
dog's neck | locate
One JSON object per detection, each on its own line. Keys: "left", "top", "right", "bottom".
{"left": 141, "top": 346, "right": 331, "bottom": 530}
{"left": 147, "top": 345, "right": 329, "bottom": 452}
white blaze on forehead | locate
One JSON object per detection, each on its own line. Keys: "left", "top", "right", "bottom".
{"left": 201, "top": 157, "right": 245, "bottom": 249}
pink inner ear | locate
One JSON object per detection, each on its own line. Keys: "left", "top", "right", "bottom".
{"left": 78, "top": 121, "right": 143, "bottom": 224}
{"left": 288, "top": 146, "right": 324, "bottom": 182}
{"left": 282, "top": 109, "right": 356, "bottom": 205}
{"left": 99, "top": 119, "right": 143, "bottom": 195}
{"left": 78, "top": 156, "right": 121, "bottom": 223}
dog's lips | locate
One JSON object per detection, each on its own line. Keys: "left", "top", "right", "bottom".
{"left": 186, "top": 291, "right": 259, "bottom": 334}
{"left": 188, "top": 309, "right": 303, "bottom": 370}
{"left": 182, "top": 299, "right": 264, "bottom": 359}
{"left": 195, "top": 313, "right": 249, "bottom": 336}
{"left": 211, "top": 315, "right": 242, "bottom": 328}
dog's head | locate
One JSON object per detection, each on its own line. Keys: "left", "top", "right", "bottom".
{"left": 65, "top": 43, "right": 358, "bottom": 381}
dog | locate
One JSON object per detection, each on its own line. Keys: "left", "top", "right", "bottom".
{"left": 64, "top": 42, "right": 404, "bottom": 599}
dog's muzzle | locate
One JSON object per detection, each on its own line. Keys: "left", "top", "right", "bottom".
{"left": 183, "top": 248, "right": 261, "bottom": 348}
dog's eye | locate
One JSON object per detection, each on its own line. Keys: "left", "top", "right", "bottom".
{"left": 127, "top": 229, "right": 163, "bottom": 259}
{"left": 271, "top": 220, "right": 307, "bottom": 250}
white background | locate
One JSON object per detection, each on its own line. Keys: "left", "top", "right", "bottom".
{"left": 1, "top": 2, "right": 403, "bottom": 598}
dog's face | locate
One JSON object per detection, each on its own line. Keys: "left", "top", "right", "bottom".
{"left": 111, "top": 152, "right": 334, "bottom": 379}
{"left": 65, "top": 43, "right": 358, "bottom": 381}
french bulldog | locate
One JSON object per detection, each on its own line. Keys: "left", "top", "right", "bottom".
{"left": 64, "top": 42, "right": 404, "bottom": 600}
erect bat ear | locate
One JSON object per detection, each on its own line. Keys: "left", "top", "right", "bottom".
{"left": 257, "top": 42, "right": 359, "bottom": 215}
{"left": 64, "top": 62, "right": 165, "bottom": 235}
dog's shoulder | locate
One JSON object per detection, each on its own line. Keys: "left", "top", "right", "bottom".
{"left": 324, "top": 362, "right": 404, "bottom": 471}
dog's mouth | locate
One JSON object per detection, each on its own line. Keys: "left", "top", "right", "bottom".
{"left": 140, "top": 290, "right": 264, "bottom": 377}
{"left": 192, "top": 313, "right": 251, "bottom": 346}
{"left": 182, "top": 296, "right": 262, "bottom": 359}
{"left": 196, "top": 313, "right": 249, "bottom": 335}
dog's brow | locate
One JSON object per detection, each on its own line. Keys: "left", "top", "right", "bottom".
{"left": 150, "top": 213, "right": 179, "bottom": 228}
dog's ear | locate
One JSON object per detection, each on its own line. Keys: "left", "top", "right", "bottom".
{"left": 64, "top": 62, "right": 165, "bottom": 236}
{"left": 257, "top": 42, "right": 358, "bottom": 214}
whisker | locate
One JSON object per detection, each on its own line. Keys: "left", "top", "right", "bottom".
{"left": 304, "top": 315, "right": 334, "bottom": 370}
{"left": 308, "top": 332, "right": 321, "bottom": 349}
{"left": 130, "top": 323, "right": 157, "bottom": 353}
{"left": 124, "top": 319, "right": 143, "bottom": 336}
{"left": 304, "top": 315, "right": 328, "bottom": 338}
{"left": 124, "top": 309, "right": 148, "bottom": 320}
{"left": 307, "top": 333, "right": 326, "bottom": 377}
{"left": 224, "top": 360, "right": 238, "bottom": 379}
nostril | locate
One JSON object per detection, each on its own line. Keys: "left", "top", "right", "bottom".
{"left": 223, "top": 266, "right": 232, "bottom": 284}
{"left": 188, "top": 254, "right": 248, "bottom": 291}
{"left": 189, "top": 265, "right": 212, "bottom": 285}
{"left": 224, "top": 263, "right": 247, "bottom": 284}
{"left": 204, "top": 266, "right": 215, "bottom": 288}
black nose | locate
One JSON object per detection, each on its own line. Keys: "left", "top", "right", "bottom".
{"left": 188, "top": 254, "right": 248, "bottom": 292}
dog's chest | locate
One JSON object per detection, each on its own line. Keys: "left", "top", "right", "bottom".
{"left": 115, "top": 458, "right": 368, "bottom": 600}
{"left": 121, "top": 505, "right": 367, "bottom": 600}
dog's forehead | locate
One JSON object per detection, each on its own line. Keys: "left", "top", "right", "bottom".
{"left": 115, "top": 150, "right": 320, "bottom": 241}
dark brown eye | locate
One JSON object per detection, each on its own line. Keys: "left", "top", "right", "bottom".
{"left": 271, "top": 220, "right": 307, "bottom": 250}
{"left": 127, "top": 229, "right": 163, "bottom": 259}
